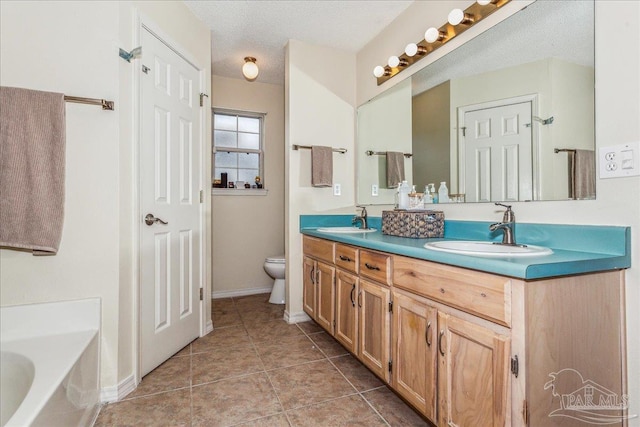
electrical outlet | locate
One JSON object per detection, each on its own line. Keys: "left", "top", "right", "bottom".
{"left": 371, "top": 184, "right": 379, "bottom": 196}
{"left": 333, "top": 183, "right": 341, "bottom": 196}
{"left": 599, "top": 142, "right": 640, "bottom": 178}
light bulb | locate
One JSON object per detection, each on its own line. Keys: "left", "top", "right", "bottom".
{"left": 388, "top": 56, "right": 400, "bottom": 68}
{"left": 448, "top": 9, "right": 473, "bottom": 25}
{"left": 242, "top": 57, "right": 259, "bottom": 81}
{"left": 373, "top": 65, "right": 385, "bottom": 78}
{"left": 405, "top": 43, "right": 418, "bottom": 57}
{"left": 477, "top": 0, "right": 491, "bottom": 5}
{"left": 425, "top": 27, "right": 443, "bottom": 43}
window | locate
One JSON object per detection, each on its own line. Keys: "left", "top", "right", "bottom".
{"left": 212, "top": 109, "right": 264, "bottom": 188}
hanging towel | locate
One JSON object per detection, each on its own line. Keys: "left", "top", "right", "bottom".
{"left": 311, "top": 145, "right": 333, "bottom": 187}
{"left": 0, "top": 86, "right": 66, "bottom": 255}
{"left": 386, "top": 151, "right": 405, "bottom": 189}
{"left": 569, "top": 149, "right": 595, "bottom": 200}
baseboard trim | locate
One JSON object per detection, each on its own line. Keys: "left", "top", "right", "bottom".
{"left": 205, "top": 319, "right": 213, "bottom": 334}
{"left": 211, "top": 287, "right": 272, "bottom": 299}
{"left": 285, "top": 310, "right": 311, "bottom": 324}
{"left": 100, "top": 374, "right": 136, "bottom": 403}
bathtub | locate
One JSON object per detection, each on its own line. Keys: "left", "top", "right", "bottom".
{"left": 0, "top": 298, "right": 100, "bottom": 427}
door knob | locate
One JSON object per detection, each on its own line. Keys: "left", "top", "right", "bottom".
{"left": 145, "top": 213, "right": 168, "bottom": 226}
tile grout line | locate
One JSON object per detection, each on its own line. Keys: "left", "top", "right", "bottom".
{"left": 325, "top": 354, "right": 392, "bottom": 427}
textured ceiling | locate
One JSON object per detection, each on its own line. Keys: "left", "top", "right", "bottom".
{"left": 184, "top": 0, "right": 413, "bottom": 85}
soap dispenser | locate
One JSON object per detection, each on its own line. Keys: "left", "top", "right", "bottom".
{"left": 429, "top": 183, "right": 438, "bottom": 204}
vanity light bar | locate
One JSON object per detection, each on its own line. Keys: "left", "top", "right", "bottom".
{"left": 375, "top": 0, "right": 512, "bottom": 86}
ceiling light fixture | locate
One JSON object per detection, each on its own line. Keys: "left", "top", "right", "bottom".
{"left": 374, "top": 0, "right": 511, "bottom": 86}
{"left": 242, "top": 57, "right": 259, "bottom": 81}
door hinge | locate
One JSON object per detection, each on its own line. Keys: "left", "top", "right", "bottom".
{"left": 511, "top": 355, "right": 519, "bottom": 378}
{"left": 461, "top": 126, "right": 467, "bottom": 137}
{"left": 199, "top": 93, "right": 209, "bottom": 107}
{"left": 199, "top": 288, "right": 203, "bottom": 301}
{"left": 199, "top": 190, "right": 204, "bottom": 203}
{"left": 388, "top": 360, "right": 393, "bottom": 373}
{"left": 388, "top": 301, "right": 393, "bottom": 313}
{"left": 522, "top": 399, "right": 529, "bottom": 425}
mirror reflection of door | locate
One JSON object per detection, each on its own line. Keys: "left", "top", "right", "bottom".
{"left": 461, "top": 101, "right": 533, "bottom": 202}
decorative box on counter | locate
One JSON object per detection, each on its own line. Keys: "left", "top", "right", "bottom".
{"left": 382, "top": 210, "right": 444, "bottom": 238}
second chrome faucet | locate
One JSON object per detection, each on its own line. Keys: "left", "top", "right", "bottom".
{"left": 489, "top": 202, "right": 522, "bottom": 246}
{"left": 352, "top": 206, "right": 368, "bottom": 230}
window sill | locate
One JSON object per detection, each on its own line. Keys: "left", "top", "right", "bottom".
{"left": 211, "top": 188, "right": 269, "bottom": 196}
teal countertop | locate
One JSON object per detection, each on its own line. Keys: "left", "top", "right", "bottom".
{"left": 299, "top": 215, "right": 631, "bottom": 280}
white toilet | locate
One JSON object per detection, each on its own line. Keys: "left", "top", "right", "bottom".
{"left": 264, "top": 255, "right": 286, "bottom": 304}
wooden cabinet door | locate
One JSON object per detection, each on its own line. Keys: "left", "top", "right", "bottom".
{"left": 302, "top": 256, "right": 316, "bottom": 319}
{"left": 335, "top": 270, "right": 358, "bottom": 353}
{"left": 358, "top": 279, "right": 391, "bottom": 382}
{"left": 392, "top": 290, "right": 438, "bottom": 422}
{"left": 438, "top": 312, "right": 510, "bottom": 427}
{"left": 315, "top": 261, "right": 335, "bottom": 334}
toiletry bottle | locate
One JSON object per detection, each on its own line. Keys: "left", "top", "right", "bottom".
{"left": 438, "top": 182, "right": 449, "bottom": 203}
{"left": 394, "top": 183, "right": 401, "bottom": 208}
{"left": 398, "top": 180, "right": 410, "bottom": 209}
{"left": 429, "top": 183, "right": 438, "bottom": 204}
{"left": 423, "top": 186, "right": 433, "bottom": 204}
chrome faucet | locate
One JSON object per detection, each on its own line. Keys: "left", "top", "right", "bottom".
{"left": 352, "top": 206, "right": 368, "bottom": 230}
{"left": 489, "top": 203, "right": 518, "bottom": 245}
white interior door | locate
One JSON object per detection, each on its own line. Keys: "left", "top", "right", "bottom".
{"left": 140, "top": 27, "right": 202, "bottom": 377}
{"left": 462, "top": 102, "right": 533, "bottom": 202}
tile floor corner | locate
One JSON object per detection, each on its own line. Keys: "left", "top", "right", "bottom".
{"left": 95, "top": 293, "right": 433, "bottom": 426}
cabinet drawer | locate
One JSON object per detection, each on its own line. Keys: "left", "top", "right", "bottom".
{"left": 303, "top": 236, "right": 335, "bottom": 264}
{"left": 393, "top": 255, "right": 511, "bottom": 327}
{"left": 335, "top": 244, "right": 359, "bottom": 273}
{"left": 360, "top": 250, "right": 392, "bottom": 285}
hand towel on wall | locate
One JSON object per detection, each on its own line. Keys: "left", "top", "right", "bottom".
{"left": 0, "top": 86, "right": 66, "bottom": 255}
{"left": 569, "top": 149, "right": 595, "bottom": 200}
{"left": 311, "top": 145, "right": 333, "bottom": 187}
{"left": 386, "top": 151, "right": 405, "bottom": 188}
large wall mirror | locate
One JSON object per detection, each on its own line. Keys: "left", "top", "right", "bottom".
{"left": 357, "top": 0, "right": 595, "bottom": 205}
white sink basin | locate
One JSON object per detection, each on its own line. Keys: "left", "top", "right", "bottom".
{"left": 424, "top": 240, "right": 553, "bottom": 257}
{"left": 316, "top": 227, "right": 377, "bottom": 233}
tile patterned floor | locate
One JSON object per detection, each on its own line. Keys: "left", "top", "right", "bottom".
{"left": 95, "top": 293, "right": 432, "bottom": 426}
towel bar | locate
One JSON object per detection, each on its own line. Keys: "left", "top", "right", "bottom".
{"left": 293, "top": 144, "right": 347, "bottom": 154}
{"left": 366, "top": 150, "right": 412, "bottom": 158}
{"left": 64, "top": 96, "right": 114, "bottom": 111}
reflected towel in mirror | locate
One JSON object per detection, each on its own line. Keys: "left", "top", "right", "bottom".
{"left": 569, "top": 149, "right": 595, "bottom": 200}
{"left": 386, "top": 151, "right": 405, "bottom": 188}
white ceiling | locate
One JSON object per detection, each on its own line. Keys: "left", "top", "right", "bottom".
{"left": 183, "top": 0, "right": 414, "bottom": 85}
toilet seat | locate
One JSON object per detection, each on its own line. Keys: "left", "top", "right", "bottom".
{"left": 265, "top": 255, "right": 285, "bottom": 264}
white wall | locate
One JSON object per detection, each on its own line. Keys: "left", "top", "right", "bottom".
{"left": 285, "top": 40, "right": 357, "bottom": 319}
{"left": 210, "top": 75, "right": 285, "bottom": 297}
{"left": 355, "top": 0, "right": 640, "bottom": 418}
{"left": 1, "top": 0, "right": 121, "bottom": 388}
{"left": 1, "top": 0, "right": 211, "bottom": 394}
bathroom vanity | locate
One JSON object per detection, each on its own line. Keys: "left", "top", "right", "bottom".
{"left": 300, "top": 218, "right": 630, "bottom": 427}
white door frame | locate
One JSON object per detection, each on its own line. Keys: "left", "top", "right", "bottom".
{"left": 132, "top": 12, "right": 209, "bottom": 385}
{"left": 457, "top": 94, "right": 541, "bottom": 201}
